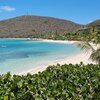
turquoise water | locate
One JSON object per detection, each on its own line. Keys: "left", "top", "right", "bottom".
{"left": 0, "top": 39, "right": 81, "bottom": 74}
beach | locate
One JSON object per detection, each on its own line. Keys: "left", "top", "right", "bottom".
{"left": 18, "top": 39, "right": 96, "bottom": 75}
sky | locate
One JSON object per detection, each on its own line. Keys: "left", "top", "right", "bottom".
{"left": 0, "top": 0, "right": 100, "bottom": 24}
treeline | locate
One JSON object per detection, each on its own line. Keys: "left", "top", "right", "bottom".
{"left": 53, "top": 26, "right": 100, "bottom": 41}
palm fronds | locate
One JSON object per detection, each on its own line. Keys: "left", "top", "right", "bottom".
{"left": 75, "top": 26, "right": 100, "bottom": 64}
{"left": 75, "top": 41, "right": 95, "bottom": 53}
{"left": 90, "top": 48, "right": 100, "bottom": 64}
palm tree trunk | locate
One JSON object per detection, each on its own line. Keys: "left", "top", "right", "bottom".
{"left": 99, "top": 60, "right": 100, "bottom": 66}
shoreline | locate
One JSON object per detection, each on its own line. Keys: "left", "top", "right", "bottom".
{"left": 18, "top": 51, "right": 96, "bottom": 75}
{"left": 18, "top": 40, "right": 96, "bottom": 75}
{"left": 0, "top": 38, "right": 77, "bottom": 42}
{"left": 0, "top": 38, "right": 97, "bottom": 75}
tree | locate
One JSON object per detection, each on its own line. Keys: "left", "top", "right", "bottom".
{"left": 75, "top": 26, "right": 100, "bottom": 65}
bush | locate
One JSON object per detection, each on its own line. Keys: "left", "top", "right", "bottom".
{"left": 0, "top": 64, "right": 100, "bottom": 99}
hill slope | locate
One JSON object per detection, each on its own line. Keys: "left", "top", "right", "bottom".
{"left": 88, "top": 19, "right": 100, "bottom": 27}
{"left": 0, "top": 16, "right": 82, "bottom": 38}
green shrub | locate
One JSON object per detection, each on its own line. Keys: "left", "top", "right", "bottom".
{"left": 0, "top": 64, "right": 100, "bottom": 100}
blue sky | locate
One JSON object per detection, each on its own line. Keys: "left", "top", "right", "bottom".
{"left": 0, "top": 0, "right": 100, "bottom": 24}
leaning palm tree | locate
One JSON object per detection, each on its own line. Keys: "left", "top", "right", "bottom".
{"left": 76, "top": 41, "right": 100, "bottom": 64}
{"left": 90, "top": 48, "right": 100, "bottom": 65}
{"left": 75, "top": 26, "right": 100, "bottom": 65}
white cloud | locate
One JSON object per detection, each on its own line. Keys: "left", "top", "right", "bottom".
{"left": 0, "top": 6, "right": 16, "bottom": 11}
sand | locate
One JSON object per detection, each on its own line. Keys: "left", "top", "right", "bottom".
{"left": 18, "top": 39, "right": 97, "bottom": 75}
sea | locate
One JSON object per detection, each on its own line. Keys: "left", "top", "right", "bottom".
{"left": 0, "top": 39, "right": 81, "bottom": 74}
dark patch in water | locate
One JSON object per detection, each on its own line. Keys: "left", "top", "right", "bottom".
{"left": 0, "top": 51, "right": 48, "bottom": 62}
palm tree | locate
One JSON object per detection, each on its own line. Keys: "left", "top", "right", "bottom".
{"left": 90, "top": 48, "right": 100, "bottom": 65}
{"left": 75, "top": 26, "right": 100, "bottom": 65}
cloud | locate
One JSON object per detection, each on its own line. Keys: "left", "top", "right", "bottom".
{"left": 0, "top": 6, "right": 16, "bottom": 12}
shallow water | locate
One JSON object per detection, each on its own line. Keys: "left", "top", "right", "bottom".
{"left": 0, "top": 39, "right": 81, "bottom": 74}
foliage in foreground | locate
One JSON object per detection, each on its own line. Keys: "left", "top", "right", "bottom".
{"left": 0, "top": 64, "right": 100, "bottom": 100}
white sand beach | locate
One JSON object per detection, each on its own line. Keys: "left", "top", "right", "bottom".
{"left": 18, "top": 39, "right": 97, "bottom": 75}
